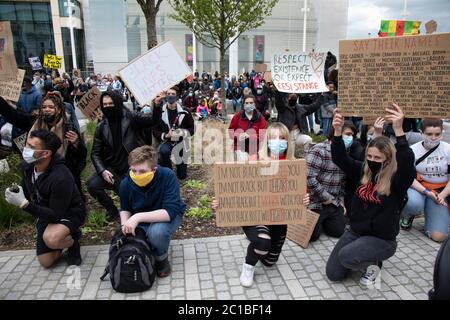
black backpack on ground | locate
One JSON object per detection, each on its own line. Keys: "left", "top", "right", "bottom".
{"left": 100, "top": 228, "right": 156, "bottom": 293}
{"left": 429, "top": 236, "right": 450, "bottom": 300}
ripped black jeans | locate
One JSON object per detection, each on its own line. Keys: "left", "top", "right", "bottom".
{"left": 242, "top": 225, "right": 288, "bottom": 266}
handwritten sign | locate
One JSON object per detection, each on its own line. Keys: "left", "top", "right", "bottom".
{"left": 271, "top": 52, "right": 328, "bottom": 93}
{"left": 76, "top": 86, "right": 102, "bottom": 120}
{"left": 339, "top": 33, "right": 450, "bottom": 118}
{"left": 13, "top": 133, "right": 28, "bottom": 152}
{"left": 0, "top": 69, "right": 25, "bottom": 102}
{"left": 119, "top": 40, "right": 192, "bottom": 107}
{"left": 0, "top": 21, "right": 18, "bottom": 80}
{"left": 287, "top": 210, "right": 320, "bottom": 248}
{"left": 43, "top": 54, "right": 62, "bottom": 69}
{"left": 263, "top": 71, "right": 272, "bottom": 83}
{"left": 213, "top": 159, "right": 308, "bottom": 227}
{"left": 28, "top": 57, "right": 42, "bottom": 71}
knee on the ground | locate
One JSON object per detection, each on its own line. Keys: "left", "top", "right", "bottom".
{"left": 428, "top": 231, "right": 448, "bottom": 243}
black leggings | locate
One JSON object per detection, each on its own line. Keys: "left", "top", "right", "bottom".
{"left": 242, "top": 225, "right": 288, "bottom": 266}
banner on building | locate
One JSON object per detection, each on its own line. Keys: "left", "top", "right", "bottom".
{"left": 28, "top": 57, "right": 43, "bottom": 71}
{"left": 43, "top": 54, "right": 63, "bottom": 69}
{"left": 378, "top": 20, "right": 421, "bottom": 37}
{"left": 271, "top": 52, "right": 328, "bottom": 93}
{"left": 0, "top": 69, "right": 25, "bottom": 102}
{"left": 185, "top": 34, "right": 193, "bottom": 67}
{"left": 339, "top": 33, "right": 450, "bottom": 118}
{"left": 119, "top": 40, "right": 192, "bottom": 107}
{"left": 254, "top": 35, "right": 265, "bottom": 63}
{"left": 213, "top": 160, "right": 308, "bottom": 227}
{"left": 0, "top": 21, "right": 18, "bottom": 80}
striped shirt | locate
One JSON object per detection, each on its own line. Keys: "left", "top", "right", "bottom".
{"left": 306, "top": 141, "right": 346, "bottom": 211}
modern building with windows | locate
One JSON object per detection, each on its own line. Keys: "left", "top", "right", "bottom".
{"left": 82, "top": 0, "right": 348, "bottom": 75}
{"left": 0, "top": 0, "right": 86, "bottom": 74}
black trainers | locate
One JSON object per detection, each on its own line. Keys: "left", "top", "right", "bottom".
{"left": 155, "top": 258, "right": 171, "bottom": 277}
{"left": 67, "top": 238, "right": 82, "bottom": 266}
{"left": 400, "top": 216, "right": 414, "bottom": 231}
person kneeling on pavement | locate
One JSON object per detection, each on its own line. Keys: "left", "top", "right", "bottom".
{"left": 4, "top": 130, "right": 86, "bottom": 267}
{"left": 119, "top": 145, "right": 186, "bottom": 277}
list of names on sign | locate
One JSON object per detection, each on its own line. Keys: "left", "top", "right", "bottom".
{"left": 339, "top": 33, "right": 450, "bottom": 118}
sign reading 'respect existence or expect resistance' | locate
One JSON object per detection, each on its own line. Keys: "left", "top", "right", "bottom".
{"left": 270, "top": 52, "right": 328, "bottom": 93}
{"left": 213, "top": 160, "right": 308, "bottom": 228}
{"left": 119, "top": 40, "right": 192, "bottom": 107}
{"left": 339, "top": 33, "right": 450, "bottom": 118}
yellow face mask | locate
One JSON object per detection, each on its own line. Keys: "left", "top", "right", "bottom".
{"left": 130, "top": 170, "right": 155, "bottom": 187}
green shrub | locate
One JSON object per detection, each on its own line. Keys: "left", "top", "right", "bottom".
{"left": 0, "top": 154, "right": 34, "bottom": 227}
{"left": 81, "top": 210, "right": 110, "bottom": 234}
{"left": 185, "top": 194, "right": 213, "bottom": 220}
{"left": 183, "top": 179, "right": 207, "bottom": 190}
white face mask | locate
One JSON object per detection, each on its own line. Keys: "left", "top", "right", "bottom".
{"left": 22, "top": 147, "right": 39, "bottom": 164}
{"left": 423, "top": 135, "right": 442, "bottom": 149}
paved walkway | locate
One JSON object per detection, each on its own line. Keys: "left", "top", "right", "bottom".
{"left": 0, "top": 218, "right": 441, "bottom": 300}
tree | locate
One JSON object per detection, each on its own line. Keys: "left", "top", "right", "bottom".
{"left": 137, "top": 0, "right": 164, "bottom": 49}
{"left": 168, "top": 0, "right": 278, "bottom": 117}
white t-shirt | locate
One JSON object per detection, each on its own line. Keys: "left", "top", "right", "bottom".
{"left": 411, "top": 141, "right": 450, "bottom": 184}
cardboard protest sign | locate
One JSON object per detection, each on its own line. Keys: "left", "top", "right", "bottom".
{"left": 28, "top": 57, "right": 42, "bottom": 71}
{"left": 0, "top": 69, "right": 25, "bottom": 102}
{"left": 119, "top": 40, "right": 192, "bottom": 107}
{"left": 76, "top": 86, "right": 102, "bottom": 120}
{"left": 255, "top": 63, "right": 267, "bottom": 73}
{"left": 213, "top": 159, "right": 308, "bottom": 227}
{"left": 271, "top": 52, "right": 328, "bottom": 93}
{"left": 43, "top": 54, "right": 62, "bottom": 69}
{"left": 0, "top": 21, "right": 18, "bottom": 80}
{"left": 339, "top": 33, "right": 450, "bottom": 118}
{"left": 13, "top": 133, "right": 28, "bottom": 152}
{"left": 263, "top": 71, "right": 272, "bottom": 83}
{"left": 287, "top": 210, "right": 320, "bottom": 248}
{"left": 425, "top": 20, "right": 437, "bottom": 34}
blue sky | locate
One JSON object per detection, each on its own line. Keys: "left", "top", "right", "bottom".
{"left": 347, "top": 0, "right": 450, "bottom": 39}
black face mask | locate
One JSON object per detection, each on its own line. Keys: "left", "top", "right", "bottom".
{"left": 102, "top": 107, "right": 116, "bottom": 119}
{"left": 367, "top": 160, "right": 383, "bottom": 176}
{"left": 43, "top": 114, "right": 56, "bottom": 124}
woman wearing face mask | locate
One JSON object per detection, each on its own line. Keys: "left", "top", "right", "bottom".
{"left": 400, "top": 118, "right": 450, "bottom": 242}
{"left": 0, "top": 95, "right": 87, "bottom": 197}
{"left": 228, "top": 95, "right": 267, "bottom": 161}
{"left": 326, "top": 104, "right": 416, "bottom": 287}
{"left": 209, "top": 91, "right": 222, "bottom": 116}
{"left": 213, "top": 122, "right": 310, "bottom": 287}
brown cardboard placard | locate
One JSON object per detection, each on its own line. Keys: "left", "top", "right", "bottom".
{"left": 0, "top": 21, "right": 18, "bottom": 80}
{"left": 76, "top": 86, "right": 102, "bottom": 121}
{"left": 425, "top": 20, "right": 437, "bottom": 34}
{"left": 255, "top": 63, "right": 268, "bottom": 73}
{"left": 287, "top": 210, "right": 320, "bottom": 248}
{"left": 263, "top": 71, "right": 272, "bottom": 83}
{"left": 13, "top": 133, "right": 28, "bottom": 152}
{"left": 0, "top": 69, "right": 25, "bottom": 102}
{"left": 338, "top": 33, "right": 450, "bottom": 118}
{"left": 213, "top": 159, "right": 308, "bottom": 227}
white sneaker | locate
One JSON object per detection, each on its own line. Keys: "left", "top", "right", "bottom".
{"left": 240, "top": 263, "right": 255, "bottom": 287}
{"left": 360, "top": 265, "right": 381, "bottom": 287}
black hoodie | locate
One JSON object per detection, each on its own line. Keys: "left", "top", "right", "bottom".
{"left": 21, "top": 154, "right": 86, "bottom": 224}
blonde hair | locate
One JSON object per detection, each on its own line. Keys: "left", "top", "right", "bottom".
{"left": 259, "top": 122, "right": 295, "bottom": 160}
{"left": 361, "top": 136, "right": 397, "bottom": 196}
{"left": 128, "top": 145, "right": 158, "bottom": 168}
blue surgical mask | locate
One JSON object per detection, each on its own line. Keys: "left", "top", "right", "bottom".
{"left": 22, "top": 147, "right": 38, "bottom": 164}
{"left": 343, "top": 135, "right": 353, "bottom": 149}
{"left": 268, "top": 139, "right": 288, "bottom": 156}
{"left": 244, "top": 104, "right": 255, "bottom": 113}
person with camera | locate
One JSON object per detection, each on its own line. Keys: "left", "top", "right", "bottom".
{"left": 153, "top": 87, "right": 195, "bottom": 180}
{"left": 4, "top": 129, "right": 86, "bottom": 267}
{"left": 0, "top": 94, "right": 86, "bottom": 196}
{"left": 88, "top": 91, "right": 155, "bottom": 221}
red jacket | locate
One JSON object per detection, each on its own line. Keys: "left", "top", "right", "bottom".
{"left": 228, "top": 110, "right": 267, "bottom": 155}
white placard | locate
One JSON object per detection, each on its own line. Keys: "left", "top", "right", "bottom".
{"left": 271, "top": 52, "right": 328, "bottom": 93}
{"left": 119, "top": 41, "right": 192, "bottom": 106}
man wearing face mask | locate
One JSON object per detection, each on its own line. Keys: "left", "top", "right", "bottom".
{"left": 255, "top": 85, "right": 269, "bottom": 116}
{"left": 153, "top": 87, "right": 195, "bottom": 180}
{"left": 88, "top": 91, "right": 155, "bottom": 221}
{"left": 119, "top": 145, "right": 186, "bottom": 277}
{"left": 17, "top": 76, "right": 43, "bottom": 114}
{"left": 5, "top": 130, "right": 86, "bottom": 267}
